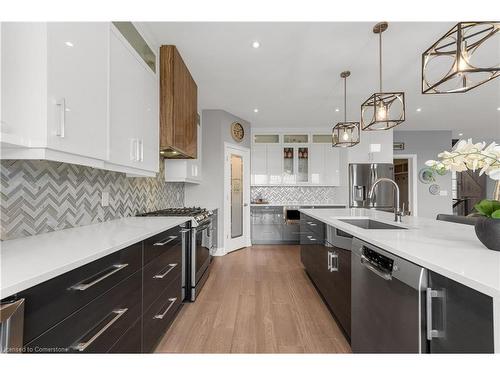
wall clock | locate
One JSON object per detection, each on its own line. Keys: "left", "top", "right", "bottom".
{"left": 231, "top": 122, "right": 245, "bottom": 143}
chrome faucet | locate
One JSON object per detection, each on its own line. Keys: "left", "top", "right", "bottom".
{"left": 368, "top": 177, "right": 403, "bottom": 222}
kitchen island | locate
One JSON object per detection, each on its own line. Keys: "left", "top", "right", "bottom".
{"left": 300, "top": 208, "right": 500, "bottom": 353}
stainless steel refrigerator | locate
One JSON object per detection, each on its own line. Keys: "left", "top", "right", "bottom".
{"left": 349, "top": 163, "right": 394, "bottom": 209}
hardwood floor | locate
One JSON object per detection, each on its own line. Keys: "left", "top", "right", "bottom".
{"left": 155, "top": 245, "right": 351, "bottom": 353}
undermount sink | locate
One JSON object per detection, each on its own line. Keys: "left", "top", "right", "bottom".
{"left": 338, "top": 219, "right": 407, "bottom": 230}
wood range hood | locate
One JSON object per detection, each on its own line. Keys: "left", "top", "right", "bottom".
{"left": 159, "top": 45, "right": 198, "bottom": 159}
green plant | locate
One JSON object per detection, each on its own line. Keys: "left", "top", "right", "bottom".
{"left": 474, "top": 199, "right": 500, "bottom": 219}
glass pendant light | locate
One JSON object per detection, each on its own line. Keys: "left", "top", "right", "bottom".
{"left": 422, "top": 22, "right": 500, "bottom": 94}
{"left": 361, "top": 22, "right": 405, "bottom": 131}
{"left": 332, "top": 71, "right": 360, "bottom": 147}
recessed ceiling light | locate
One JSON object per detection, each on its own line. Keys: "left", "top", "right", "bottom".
{"left": 458, "top": 133, "right": 463, "bottom": 136}
{"left": 253, "top": 108, "right": 259, "bottom": 113}
{"left": 497, "top": 107, "right": 500, "bottom": 111}
{"left": 65, "top": 41, "right": 74, "bottom": 47}
{"left": 335, "top": 108, "right": 340, "bottom": 112}
{"left": 252, "top": 41, "right": 260, "bottom": 49}
{"left": 416, "top": 108, "right": 422, "bottom": 112}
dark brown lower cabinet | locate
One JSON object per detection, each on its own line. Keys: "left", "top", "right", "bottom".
{"left": 300, "top": 214, "right": 351, "bottom": 339}
{"left": 4, "top": 223, "right": 189, "bottom": 354}
{"left": 142, "top": 275, "right": 183, "bottom": 353}
{"left": 108, "top": 318, "right": 142, "bottom": 353}
{"left": 25, "top": 271, "right": 142, "bottom": 353}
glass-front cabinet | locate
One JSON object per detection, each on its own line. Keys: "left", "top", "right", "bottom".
{"left": 282, "top": 146, "right": 309, "bottom": 184}
{"left": 251, "top": 132, "right": 338, "bottom": 186}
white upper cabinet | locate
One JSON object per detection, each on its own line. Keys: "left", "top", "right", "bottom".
{"left": 347, "top": 129, "right": 393, "bottom": 164}
{"left": 1, "top": 22, "right": 159, "bottom": 176}
{"left": 250, "top": 132, "right": 340, "bottom": 186}
{"left": 165, "top": 122, "right": 202, "bottom": 183}
{"left": 251, "top": 144, "right": 268, "bottom": 185}
{"left": 46, "top": 23, "right": 108, "bottom": 160}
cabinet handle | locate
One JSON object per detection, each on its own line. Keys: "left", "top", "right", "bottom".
{"left": 153, "top": 235, "right": 178, "bottom": 246}
{"left": 72, "top": 308, "right": 128, "bottom": 352}
{"left": 153, "top": 263, "right": 177, "bottom": 279}
{"left": 426, "top": 288, "right": 443, "bottom": 340}
{"left": 327, "top": 251, "right": 332, "bottom": 271}
{"left": 56, "top": 98, "right": 66, "bottom": 138}
{"left": 139, "top": 139, "right": 144, "bottom": 162}
{"left": 130, "top": 139, "right": 137, "bottom": 161}
{"left": 69, "top": 264, "right": 128, "bottom": 291}
{"left": 136, "top": 139, "right": 141, "bottom": 162}
{"left": 154, "top": 298, "right": 177, "bottom": 319}
{"left": 329, "top": 251, "right": 339, "bottom": 272}
{"left": 306, "top": 221, "right": 317, "bottom": 226}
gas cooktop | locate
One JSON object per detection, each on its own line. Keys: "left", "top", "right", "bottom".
{"left": 137, "top": 207, "right": 212, "bottom": 224}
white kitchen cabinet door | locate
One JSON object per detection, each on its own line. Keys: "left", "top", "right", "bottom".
{"left": 46, "top": 23, "right": 108, "bottom": 160}
{"left": 139, "top": 61, "right": 159, "bottom": 173}
{"left": 324, "top": 146, "right": 341, "bottom": 186}
{"left": 369, "top": 129, "right": 393, "bottom": 163}
{"left": 267, "top": 145, "right": 282, "bottom": 185}
{"left": 1, "top": 23, "right": 47, "bottom": 148}
{"left": 309, "top": 144, "right": 325, "bottom": 185}
{"left": 108, "top": 28, "right": 146, "bottom": 171}
{"left": 251, "top": 145, "right": 268, "bottom": 185}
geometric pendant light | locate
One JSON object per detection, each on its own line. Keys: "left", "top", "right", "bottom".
{"left": 422, "top": 22, "right": 500, "bottom": 94}
{"left": 332, "top": 71, "right": 360, "bottom": 147}
{"left": 361, "top": 22, "right": 406, "bottom": 131}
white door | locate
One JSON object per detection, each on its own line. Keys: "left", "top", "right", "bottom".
{"left": 46, "top": 22, "right": 108, "bottom": 160}
{"left": 225, "top": 144, "right": 250, "bottom": 253}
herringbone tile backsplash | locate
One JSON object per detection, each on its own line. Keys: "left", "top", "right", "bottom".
{"left": 1, "top": 160, "right": 184, "bottom": 241}
{"left": 251, "top": 186, "right": 345, "bottom": 205}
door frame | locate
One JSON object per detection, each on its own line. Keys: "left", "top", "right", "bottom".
{"left": 223, "top": 142, "right": 251, "bottom": 254}
{"left": 393, "top": 154, "right": 418, "bottom": 217}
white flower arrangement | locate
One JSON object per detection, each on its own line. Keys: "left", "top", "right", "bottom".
{"left": 426, "top": 139, "right": 500, "bottom": 180}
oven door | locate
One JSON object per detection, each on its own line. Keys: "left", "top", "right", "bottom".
{"left": 191, "top": 220, "right": 212, "bottom": 300}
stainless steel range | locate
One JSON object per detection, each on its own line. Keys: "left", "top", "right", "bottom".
{"left": 137, "top": 207, "right": 213, "bottom": 302}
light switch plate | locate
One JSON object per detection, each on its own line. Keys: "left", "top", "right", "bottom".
{"left": 101, "top": 191, "right": 110, "bottom": 207}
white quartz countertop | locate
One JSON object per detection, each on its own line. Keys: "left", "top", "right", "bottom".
{"left": 300, "top": 208, "right": 500, "bottom": 298}
{"left": 250, "top": 202, "right": 346, "bottom": 207}
{"left": 0, "top": 216, "right": 192, "bottom": 298}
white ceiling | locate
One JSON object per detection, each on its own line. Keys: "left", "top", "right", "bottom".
{"left": 140, "top": 22, "right": 500, "bottom": 139}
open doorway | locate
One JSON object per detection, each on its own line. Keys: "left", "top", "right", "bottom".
{"left": 393, "top": 155, "right": 418, "bottom": 216}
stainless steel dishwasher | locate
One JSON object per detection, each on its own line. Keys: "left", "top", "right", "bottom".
{"left": 351, "top": 238, "right": 426, "bottom": 353}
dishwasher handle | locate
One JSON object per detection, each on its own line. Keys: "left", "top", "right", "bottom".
{"left": 360, "top": 254, "right": 392, "bottom": 281}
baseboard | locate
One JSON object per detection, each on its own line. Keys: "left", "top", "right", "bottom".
{"left": 211, "top": 247, "right": 226, "bottom": 257}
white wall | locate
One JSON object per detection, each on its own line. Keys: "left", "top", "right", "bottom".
{"left": 394, "top": 130, "right": 453, "bottom": 218}
{"left": 184, "top": 109, "right": 251, "bottom": 251}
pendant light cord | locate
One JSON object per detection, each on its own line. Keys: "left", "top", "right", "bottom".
{"left": 379, "top": 31, "right": 383, "bottom": 92}
{"left": 344, "top": 76, "right": 347, "bottom": 122}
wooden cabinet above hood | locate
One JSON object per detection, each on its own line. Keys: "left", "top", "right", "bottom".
{"left": 160, "top": 45, "right": 198, "bottom": 159}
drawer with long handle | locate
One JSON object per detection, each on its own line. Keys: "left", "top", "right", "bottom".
{"left": 17, "top": 241, "right": 142, "bottom": 344}
{"left": 142, "top": 274, "right": 182, "bottom": 353}
{"left": 143, "top": 224, "right": 186, "bottom": 265}
{"left": 25, "top": 271, "right": 142, "bottom": 353}
{"left": 143, "top": 240, "right": 183, "bottom": 310}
